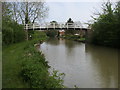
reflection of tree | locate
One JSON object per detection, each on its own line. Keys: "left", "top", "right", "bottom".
{"left": 85, "top": 44, "right": 118, "bottom": 87}
{"left": 118, "top": 49, "right": 120, "bottom": 88}
{"left": 46, "top": 38, "right": 60, "bottom": 46}
{"left": 64, "top": 40, "right": 76, "bottom": 55}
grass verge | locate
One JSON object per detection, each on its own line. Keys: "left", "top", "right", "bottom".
{"left": 3, "top": 31, "right": 65, "bottom": 88}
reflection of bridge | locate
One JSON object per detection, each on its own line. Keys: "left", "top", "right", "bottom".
{"left": 25, "top": 22, "right": 91, "bottom": 31}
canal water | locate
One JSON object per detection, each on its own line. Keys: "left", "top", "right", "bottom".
{"left": 39, "top": 38, "right": 118, "bottom": 88}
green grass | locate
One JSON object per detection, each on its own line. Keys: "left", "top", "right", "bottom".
{"left": 0, "top": 34, "right": 2, "bottom": 89}
{"left": 64, "top": 35, "right": 85, "bottom": 42}
{"left": 78, "top": 38, "right": 85, "bottom": 41}
{"left": 3, "top": 42, "right": 29, "bottom": 88}
{"left": 2, "top": 31, "right": 48, "bottom": 88}
{"left": 2, "top": 31, "right": 64, "bottom": 88}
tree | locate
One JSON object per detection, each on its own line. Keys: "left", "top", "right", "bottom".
{"left": 10, "top": 1, "right": 48, "bottom": 40}
{"left": 90, "top": 1, "right": 120, "bottom": 48}
{"left": 67, "top": 18, "right": 74, "bottom": 23}
{"left": 2, "top": 2, "right": 12, "bottom": 22}
{"left": 11, "top": 1, "right": 49, "bottom": 24}
{"left": 2, "top": 2, "right": 25, "bottom": 45}
{"left": 65, "top": 18, "right": 75, "bottom": 35}
{"left": 50, "top": 21, "right": 59, "bottom": 28}
{"left": 66, "top": 18, "right": 74, "bottom": 28}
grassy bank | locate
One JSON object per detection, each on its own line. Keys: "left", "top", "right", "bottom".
{"left": 64, "top": 35, "right": 85, "bottom": 43}
{"left": 3, "top": 41, "right": 29, "bottom": 88}
{"left": 3, "top": 31, "right": 65, "bottom": 88}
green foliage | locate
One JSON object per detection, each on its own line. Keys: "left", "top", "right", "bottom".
{"left": 2, "top": 20, "right": 25, "bottom": 45}
{"left": 45, "top": 30, "right": 58, "bottom": 37}
{"left": 66, "top": 18, "right": 74, "bottom": 23}
{"left": 20, "top": 36, "right": 65, "bottom": 88}
{"left": 64, "top": 35, "right": 85, "bottom": 42}
{"left": 28, "top": 31, "right": 48, "bottom": 45}
{"left": 3, "top": 42, "right": 30, "bottom": 88}
{"left": 90, "top": 1, "right": 120, "bottom": 48}
{"left": 2, "top": 2, "right": 26, "bottom": 46}
{"left": 65, "top": 30, "right": 75, "bottom": 35}
{"left": 78, "top": 38, "right": 85, "bottom": 41}
{"left": 65, "top": 35, "right": 80, "bottom": 40}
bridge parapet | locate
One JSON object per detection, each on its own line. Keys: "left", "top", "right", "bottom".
{"left": 24, "top": 21, "right": 89, "bottom": 30}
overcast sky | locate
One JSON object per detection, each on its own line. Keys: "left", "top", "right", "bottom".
{"left": 45, "top": 0, "right": 118, "bottom": 24}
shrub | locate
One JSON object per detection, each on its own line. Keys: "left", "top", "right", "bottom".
{"left": 90, "top": 1, "right": 120, "bottom": 48}
{"left": 45, "top": 30, "right": 57, "bottom": 37}
{"left": 2, "top": 20, "right": 25, "bottom": 45}
{"left": 21, "top": 42, "right": 65, "bottom": 88}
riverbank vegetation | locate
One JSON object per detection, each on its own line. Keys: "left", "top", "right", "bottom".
{"left": 3, "top": 31, "right": 65, "bottom": 88}
{"left": 90, "top": 1, "right": 120, "bottom": 48}
{"left": 20, "top": 31, "right": 65, "bottom": 88}
{"left": 64, "top": 34, "right": 85, "bottom": 42}
{"left": 45, "top": 30, "right": 58, "bottom": 37}
{"left": 2, "top": 2, "right": 65, "bottom": 88}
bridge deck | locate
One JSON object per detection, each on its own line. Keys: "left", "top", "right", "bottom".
{"left": 28, "top": 27, "right": 88, "bottom": 31}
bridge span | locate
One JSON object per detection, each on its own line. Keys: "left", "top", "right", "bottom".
{"left": 24, "top": 22, "right": 91, "bottom": 31}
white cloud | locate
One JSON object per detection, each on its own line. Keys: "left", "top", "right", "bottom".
{"left": 46, "top": 2, "right": 102, "bottom": 24}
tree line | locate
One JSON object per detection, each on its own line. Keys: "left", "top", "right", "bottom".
{"left": 2, "top": 2, "right": 48, "bottom": 45}
{"left": 90, "top": 1, "right": 120, "bottom": 48}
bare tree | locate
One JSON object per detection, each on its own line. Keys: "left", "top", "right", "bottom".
{"left": 10, "top": 1, "right": 48, "bottom": 40}
{"left": 11, "top": 1, "right": 48, "bottom": 24}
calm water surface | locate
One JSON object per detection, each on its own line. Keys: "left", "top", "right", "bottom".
{"left": 40, "top": 38, "right": 118, "bottom": 88}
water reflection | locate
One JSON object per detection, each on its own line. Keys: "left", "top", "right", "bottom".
{"left": 85, "top": 44, "right": 118, "bottom": 88}
{"left": 40, "top": 38, "right": 118, "bottom": 88}
{"left": 45, "top": 38, "right": 60, "bottom": 46}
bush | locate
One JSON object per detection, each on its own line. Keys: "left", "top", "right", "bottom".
{"left": 45, "top": 30, "right": 58, "bottom": 37}
{"left": 90, "top": 1, "right": 120, "bottom": 48}
{"left": 2, "top": 20, "right": 25, "bottom": 45}
{"left": 21, "top": 41, "right": 65, "bottom": 88}
{"left": 65, "top": 35, "right": 80, "bottom": 40}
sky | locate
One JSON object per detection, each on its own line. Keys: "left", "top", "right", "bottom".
{"left": 44, "top": 0, "right": 118, "bottom": 26}
{"left": 3, "top": 0, "right": 118, "bottom": 27}
{"left": 45, "top": 2, "right": 101, "bottom": 23}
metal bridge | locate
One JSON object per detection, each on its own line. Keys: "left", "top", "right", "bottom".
{"left": 25, "top": 22, "right": 91, "bottom": 31}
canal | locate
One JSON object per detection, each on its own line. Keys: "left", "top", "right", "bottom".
{"left": 39, "top": 38, "right": 118, "bottom": 88}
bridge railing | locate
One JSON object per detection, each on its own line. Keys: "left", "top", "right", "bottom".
{"left": 24, "top": 22, "right": 88, "bottom": 30}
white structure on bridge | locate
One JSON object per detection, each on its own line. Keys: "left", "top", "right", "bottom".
{"left": 25, "top": 21, "right": 89, "bottom": 30}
